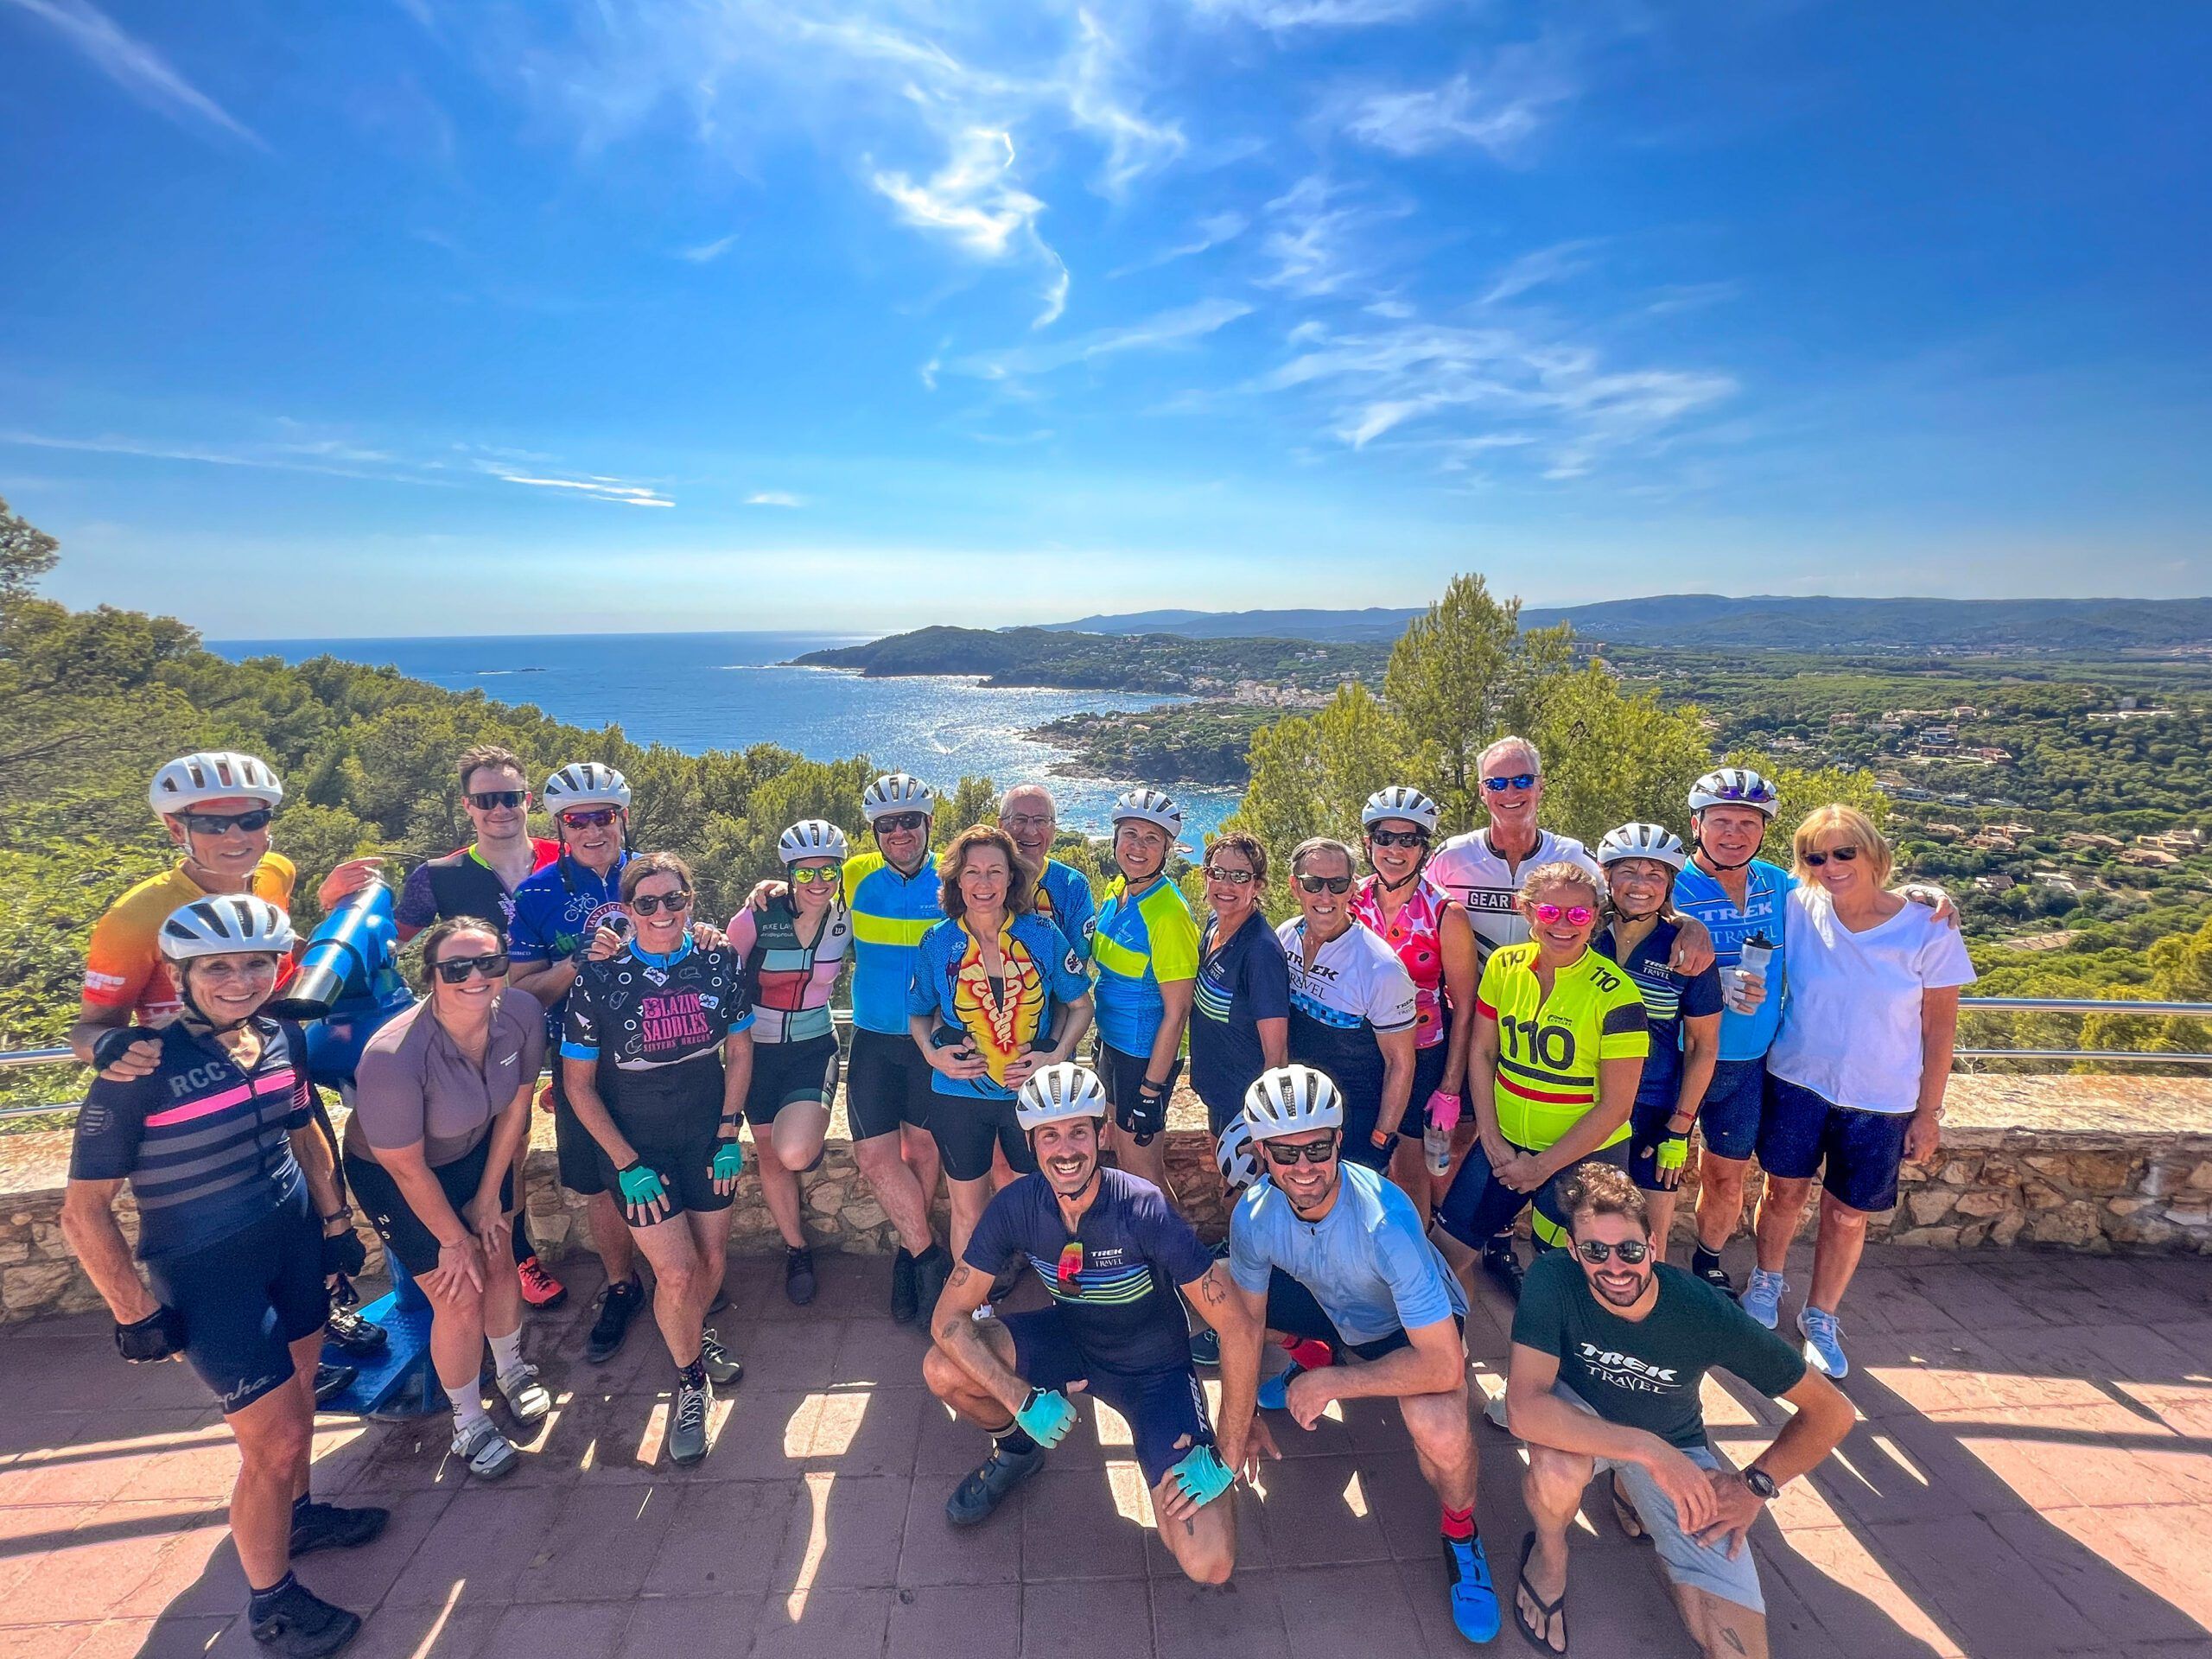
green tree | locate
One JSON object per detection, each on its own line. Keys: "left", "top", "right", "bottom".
{"left": 1529, "top": 665, "right": 1712, "bottom": 845}
{"left": 0, "top": 495, "right": 59, "bottom": 607}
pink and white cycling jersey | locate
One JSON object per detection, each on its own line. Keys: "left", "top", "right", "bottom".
{"left": 1350, "top": 874, "right": 1453, "bottom": 1049}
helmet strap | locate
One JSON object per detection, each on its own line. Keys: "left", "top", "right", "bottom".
{"left": 1689, "top": 825, "right": 1759, "bottom": 874}
{"left": 177, "top": 978, "right": 255, "bottom": 1038}
{"left": 1286, "top": 1163, "right": 1340, "bottom": 1221}
{"left": 1366, "top": 848, "right": 1425, "bottom": 895}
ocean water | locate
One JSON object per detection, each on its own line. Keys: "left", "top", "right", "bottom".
{"left": 212, "top": 632, "right": 1237, "bottom": 838}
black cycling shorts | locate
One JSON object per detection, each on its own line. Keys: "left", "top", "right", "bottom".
{"left": 1262, "top": 1269, "right": 1465, "bottom": 1362}
{"left": 548, "top": 1065, "right": 608, "bottom": 1198}
{"left": 1396, "top": 1041, "right": 1451, "bottom": 1141}
{"left": 844, "top": 1027, "right": 935, "bottom": 1141}
{"left": 344, "top": 1136, "right": 518, "bottom": 1279}
{"left": 145, "top": 1191, "right": 327, "bottom": 1416}
{"left": 929, "top": 1092, "right": 1036, "bottom": 1185}
{"left": 744, "top": 1033, "right": 840, "bottom": 1129}
{"left": 591, "top": 1108, "right": 733, "bottom": 1221}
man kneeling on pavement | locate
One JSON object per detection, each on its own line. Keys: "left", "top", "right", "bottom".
{"left": 1504, "top": 1160, "right": 1854, "bottom": 1658}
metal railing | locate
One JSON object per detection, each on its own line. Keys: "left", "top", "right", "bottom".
{"left": 3, "top": 997, "right": 2209, "bottom": 1123}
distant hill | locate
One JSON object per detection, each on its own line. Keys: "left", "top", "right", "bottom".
{"left": 1045, "top": 595, "right": 2212, "bottom": 653}
{"left": 793, "top": 626, "right": 1386, "bottom": 696}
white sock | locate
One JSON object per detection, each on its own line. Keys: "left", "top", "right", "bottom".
{"left": 487, "top": 1328, "right": 525, "bottom": 1382}
{"left": 452, "top": 1390, "right": 493, "bottom": 1439}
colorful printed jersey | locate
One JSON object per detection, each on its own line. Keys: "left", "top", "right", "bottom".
{"left": 1593, "top": 918, "right": 1725, "bottom": 1105}
{"left": 725, "top": 897, "right": 852, "bottom": 1044}
{"left": 1090, "top": 874, "right": 1200, "bottom": 1057}
{"left": 906, "top": 913, "right": 1090, "bottom": 1101}
{"left": 842, "top": 850, "right": 942, "bottom": 1036}
{"left": 963, "top": 1167, "right": 1214, "bottom": 1375}
{"left": 506, "top": 853, "right": 631, "bottom": 1041}
{"left": 1427, "top": 829, "right": 1603, "bottom": 966}
{"left": 1669, "top": 859, "right": 1795, "bottom": 1063}
{"left": 395, "top": 839, "right": 560, "bottom": 935}
{"left": 1031, "top": 857, "right": 1097, "bottom": 962}
{"left": 80, "top": 857, "right": 298, "bottom": 1024}
{"left": 1476, "top": 943, "right": 1649, "bottom": 1151}
{"left": 70, "top": 1017, "right": 313, "bottom": 1262}
{"left": 1276, "top": 918, "right": 1420, "bottom": 1123}
{"left": 563, "top": 938, "right": 753, "bottom": 1134}
{"left": 1350, "top": 874, "right": 1456, "bottom": 1049}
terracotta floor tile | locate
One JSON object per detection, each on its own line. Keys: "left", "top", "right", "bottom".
{"left": 771, "top": 1471, "right": 912, "bottom": 1591}
{"left": 1021, "top": 1577, "right": 1153, "bottom": 1653}
{"left": 747, "top": 1586, "right": 892, "bottom": 1658}
{"left": 641, "top": 1478, "right": 803, "bottom": 1598}
{"left": 616, "top": 1594, "right": 760, "bottom": 1659}
{"left": 1018, "top": 1465, "right": 1151, "bottom": 1580}
{"left": 512, "top": 1480, "right": 678, "bottom": 1601}
{"left": 895, "top": 1469, "right": 1021, "bottom": 1586}
{"left": 1148, "top": 1567, "right": 1286, "bottom": 1659}
{"left": 887, "top": 1580, "right": 1020, "bottom": 1659}
{"left": 1247, "top": 1453, "right": 1393, "bottom": 1567}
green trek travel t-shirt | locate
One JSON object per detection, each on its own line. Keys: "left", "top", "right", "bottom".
{"left": 1511, "top": 1250, "right": 1807, "bottom": 1450}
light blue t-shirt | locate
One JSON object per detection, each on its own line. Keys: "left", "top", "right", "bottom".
{"left": 1228, "top": 1161, "right": 1466, "bottom": 1347}
{"left": 1670, "top": 858, "right": 1796, "bottom": 1064}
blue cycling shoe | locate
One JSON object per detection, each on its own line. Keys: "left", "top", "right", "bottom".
{"left": 1442, "top": 1535, "right": 1501, "bottom": 1643}
{"left": 945, "top": 1443, "right": 1045, "bottom": 1528}
{"left": 1255, "top": 1362, "right": 1303, "bottom": 1413}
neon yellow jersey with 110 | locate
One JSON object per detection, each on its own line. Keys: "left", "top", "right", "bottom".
{"left": 1475, "top": 941, "right": 1649, "bottom": 1151}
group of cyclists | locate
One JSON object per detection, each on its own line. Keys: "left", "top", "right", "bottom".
{"left": 59, "top": 728, "right": 1979, "bottom": 1658}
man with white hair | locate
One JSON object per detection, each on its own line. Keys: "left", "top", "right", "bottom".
{"left": 997, "top": 783, "right": 1095, "bottom": 958}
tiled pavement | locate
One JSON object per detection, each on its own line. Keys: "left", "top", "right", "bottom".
{"left": 0, "top": 1244, "right": 2207, "bottom": 1658}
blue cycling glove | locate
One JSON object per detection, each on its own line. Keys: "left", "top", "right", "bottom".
{"left": 1166, "top": 1443, "right": 1235, "bottom": 1508}
{"left": 1014, "top": 1387, "right": 1077, "bottom": 1449}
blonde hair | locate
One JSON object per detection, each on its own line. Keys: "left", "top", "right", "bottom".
{"left": 1518, "top": 860, "right": 1601, "bottom": 911}
{"left": 1791, "top": 805, "right": 1893, "bottom": 886}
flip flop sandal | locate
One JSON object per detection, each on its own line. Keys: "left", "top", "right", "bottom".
{"left": 1610, "top": 1472, "right": 1651, "bottom": 1544}
{"left": 1513, "top": 1530, "right": 1569, "bottom": 1655}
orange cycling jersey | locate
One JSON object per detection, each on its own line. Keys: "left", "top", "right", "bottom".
{"left": 80, "top": 857, "right": 298, "bottom": 1024}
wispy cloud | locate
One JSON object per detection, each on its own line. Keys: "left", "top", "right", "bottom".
{"left": 486, "top": 468, "right": 674, "bottom": 507}
{"left": 0, "top": 429, "right": 423, "bottom": 482}
{"left": 1480, "top": 239, "right": 1602, "bottom": 305}
{"left": 1339, "top": 66, "right": 1569, "bottom": 159}
{"left": 676, "top": 232, "right": 741, "bottom": 264}
{"left": 1256, "top": 176, "right": 1395, "bottom": 299}
{"left": 5, "top": 0, "right": 265, "bottom": 148}
{"left": 1249, "top": 315, "right": 1736, "bottom": 478}
{"left": 1191, "top": 0, "right": 1430, "bottom": 29}
{"left": 953, "top": 297, "right": 1253, "bottom": 378}
{"left": 1109, "top": 211, "right": 1249, "bottom": 278}
{"left": 745, "top": 491, "right": 804, "bottom": 507}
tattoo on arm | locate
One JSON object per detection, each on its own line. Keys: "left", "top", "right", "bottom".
{"left": 948, "top": 1263, "right": 973, "bottom": 1288}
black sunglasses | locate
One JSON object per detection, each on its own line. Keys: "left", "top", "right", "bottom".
{"left": 466, "top": 790, "right": 528, "bottom": 810}
{"left": 1575, "top": 1238, "right": 1650, "bottom": 1265}
{"left": 432, "top": 952, "right": 509, "bottom": 984}
{"left": 874, "top": 812, "right": 929, "bottom": 833}
{"left": 630, "top": 890, "right": 691, "bottom": 916}
{"left": 180, "top": 809, "right": 274, "bottom": 835}
{"left": 1261, "top": 1134, "right": 1338, "bottom": 1166}
{"left": 1296, "top": 874, "right": 1354, "bottom": 895}
{"left": 1368, "top": 829, "right": 1428, "bottom": 849}
{"left": 1801, "top": 846, "right": 1861, "bottom": 868}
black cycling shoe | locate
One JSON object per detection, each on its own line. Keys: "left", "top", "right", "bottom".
{"left": 1690, "top": 1249, "right": 1735, "bottom": 1294}
{"left": 289, "top": 1501, "right": 390, "bottom": 1557}
{"left": 1187, "top": 1325, "right": 1222, "bottom": 1367}
{"left": 587, "top": 1276, "right": 644, "bottom": 1363}
{"left": 890, "top": 1247, "right": 919, "bottom": 1325}
{"left": 1481, "top": 1240, "right": 1525, "bottom": 1302}
{"left": 323, "top": 1307, "right": 386, "bottom": 1357}
{"left": 312, "top": 1363, "right": 356, "bottom": 1407}
{"left": 912, "top": 1245, "right": 952, "bottom": 1325}
{"left": 946, "top": 1444, "right": 1045, "bottom": 1527}
{"left": 784, "top": 1246, "right": 817, "bottom": 1307}
{"left": 249, "top": 1580, "right": 362, "bottom": 1657}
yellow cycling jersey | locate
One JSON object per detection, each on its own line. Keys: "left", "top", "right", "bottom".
{"left": 1476, "top": 942, "right": 1649, "bottom": 1151}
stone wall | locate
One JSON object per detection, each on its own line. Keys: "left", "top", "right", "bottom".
{"left": 3, "top": 1074, "right": 2206, "bottom": 1324}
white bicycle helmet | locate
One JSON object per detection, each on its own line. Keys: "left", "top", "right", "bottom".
{"left": 1217, "top": 1115, "right": 1262, "bottom": 1188}
{"left": 159, "top": 895, "right": 296, "bottom": 961}
{"left": 1110, "top": 787, "right": 1184, "bottom": 836}
{"left": 1015, "top": 1062, "right": 1110, "bottom": 1131}
{"left": 1242, "top": 1064, "right": 1344, "bottom": 1141}
{"left": 861, "top": 772, "right": 936, "bottom": 823}
{"left": 543, "top": 762, "right": 632, "bottom": 812}
{"left": 149, "top": 752, "right": 283, "bottom": 817}
{"left": 778, "top": 819, "right": 850, "bottom": 865}
{"left": 1362, "top": 785, "right": 1440, "bottom": 835}
{"left": 1597, "top": 823, "right": 1688, "bottom": 872}
{"left": 1688, "top": 767, "right": 1778, "bottom": 818}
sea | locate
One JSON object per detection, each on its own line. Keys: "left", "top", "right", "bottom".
{"left": 209, "top": 632, "right": 1237, "bottom": 839}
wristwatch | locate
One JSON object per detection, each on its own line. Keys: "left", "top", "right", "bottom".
{"left": 1743, "top": 1465, "right": 1780, "bottom": 1501}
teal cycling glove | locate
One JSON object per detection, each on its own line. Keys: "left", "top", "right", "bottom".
{"left": 1014, "top": 1387, "right": 1077, "bottom": 1449}
{"left": 710, "top": 1139, "right": 746, "bottom": 1182}
{"left": 1166, "top": 1443, "right": 1235, "bottom": 1507}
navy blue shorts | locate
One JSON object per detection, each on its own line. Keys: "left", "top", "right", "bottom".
{"left": 1627, "top": 1096, "right": 1688, "bottom": 1194}
{"left": 1438, "top": 1137, "right": 1630, "bottom": 1250}
{"left": 1002, "top": 1307, "right": 1213, "bottom": 1490}
{"left": 1696, "top": 1058, "right": 1767, "bottom": 1161}
{"left": 1758, "top": 1077, "right": 1911, "bottom": 1213}
{"left": 146, "top": 1192, "right": 327, "bottom": 1416}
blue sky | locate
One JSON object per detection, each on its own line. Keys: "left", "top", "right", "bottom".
{"left": 3, "top": 0, "right": 2209, "bottom": 638}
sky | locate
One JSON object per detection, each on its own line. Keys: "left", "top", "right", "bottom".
{"left": 3, "top": 0, "right": 2209, "bottom": 638}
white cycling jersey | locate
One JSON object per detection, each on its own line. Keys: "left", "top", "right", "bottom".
{"left": 1427, "top": 827, "right": 1603, "bottom": 965}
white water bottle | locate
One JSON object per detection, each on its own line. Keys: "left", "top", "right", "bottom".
{"left": 1730, "top": 932, "right": 1776, "bottom": 1016}
{"left": 1424, "top": 1117, "right": 1452, "bottom": 1178}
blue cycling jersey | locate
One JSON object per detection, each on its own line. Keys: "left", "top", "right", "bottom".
{"left": 1090, "top": 874, "right": 1199, "bottom": 1057}
{"left": 905, "top": 912, "right": 1090, "bottom": 1100}
{"left": 844, "top": 850, "right": 941, "bottom": 1036}
{"left": 506, "top": 852, "right": 632, "bottom": 1041}
{"left": 1670, "top": 860, "right": 1794, "bottom": 1064}
{"left": 1033, "top": 858, "right": 1097, "bottom": 963}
